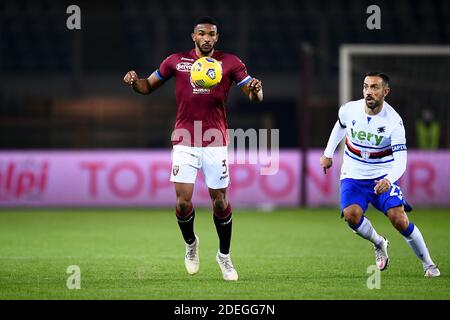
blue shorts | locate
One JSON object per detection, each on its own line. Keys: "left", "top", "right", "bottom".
{"left": 340, "top": 177, "right": 412, "bottom": 216}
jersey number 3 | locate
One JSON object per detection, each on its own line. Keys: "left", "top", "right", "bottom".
{"left": 221, "top": 160, "right": 227, "bottom": 174}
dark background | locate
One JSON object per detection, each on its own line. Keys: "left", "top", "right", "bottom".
{"left": 1, "top": 0, "right": 449, "bottom": 150}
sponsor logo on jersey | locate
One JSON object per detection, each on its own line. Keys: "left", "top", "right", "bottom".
{"left": 176, "top": 62, "right": 192, "bottom": 72}
{"left": 181, "top": 57, "right": 194, "bottom": 62}
{"left": 350, "top": 128, "right": 384, "bottom": 145}
{"left": 193, "top": 88, "right": 211, "bottom": 94}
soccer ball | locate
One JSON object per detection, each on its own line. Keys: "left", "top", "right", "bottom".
{"left": 190, "top": 57, "right": 222, "bottom": 89}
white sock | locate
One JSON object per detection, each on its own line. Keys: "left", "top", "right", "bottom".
{"left": 402, "top": 223, "right": 434, "bottom": 269}
{"left": 351, "top": 216, "right": 383, "bottom": 246}
{"left": 187, "top": 240, "right": 196, "bottom": 247}
{"left": 218, "top": 251, "right": 230, "bottom": 258}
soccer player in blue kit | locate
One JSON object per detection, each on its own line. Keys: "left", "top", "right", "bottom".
{"left": 320, "top": 72, "right": 440, "bottom": 277}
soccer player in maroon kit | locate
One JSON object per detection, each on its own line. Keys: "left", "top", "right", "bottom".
{"left": 123, "top": 16, "right": 263, "bottom": 281}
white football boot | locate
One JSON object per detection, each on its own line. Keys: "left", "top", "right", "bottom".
{"left": 374, "top": 237, "right": 389, "bottom": 271}
{"left": 184, "top": 235, "right": 199, "bottom": 275}
{"left": 424, "top": 265, "right": 440, "bottom": 278}
{"left": 216, "top": 251, "right": 238, "bottom": 281}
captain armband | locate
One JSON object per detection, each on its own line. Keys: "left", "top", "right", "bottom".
{"left": 392, "top": 144, "right": 407, "bottom": 152}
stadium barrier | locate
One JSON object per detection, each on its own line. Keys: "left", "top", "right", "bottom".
{"left": 0, "top": 150, "right": 449, "bottom": 207}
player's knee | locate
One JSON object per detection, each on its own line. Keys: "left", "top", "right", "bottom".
{"left": 343, "top": 208, "right": 362, "bottom": 225}
{"left": 213, "top": 200, "right": 231, "bottom": 219}
{"left": 390, "top": 212, "right": 409, "bottom": 231}
{"left": 213, "top": 198, "right": 227, "bottom": 213}
{"left": 176, "top": 198, "right": 192, "bottom": 216}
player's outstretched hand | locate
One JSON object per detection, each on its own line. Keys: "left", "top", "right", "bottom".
{"left": 320, "top": 155, "right": 333, "bottom": 174}
{"left": 248, "top": 78, "right": 262, "bottom": 92}
{"left": 374, "top": 178, "right": 391, "bottom": 195}
{"left": 124, "top": 70, "right": 138, "bottom": 85}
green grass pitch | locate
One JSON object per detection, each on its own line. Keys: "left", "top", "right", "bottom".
{"left": 0, "top": 208, "right": 448, "bottom": 300}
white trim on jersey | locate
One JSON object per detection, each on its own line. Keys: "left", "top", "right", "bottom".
{"left": 237, "top": 76, "right": 252, "bottom": 87}
{"left": 151, "top": 69, "right": 165, "bottom": 81}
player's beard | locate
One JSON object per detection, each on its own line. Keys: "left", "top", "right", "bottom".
{"left": 365, "top": 97, "right": 381, "bottom": 109}
{"left": 198, "top": 42, "right": 213, "bottom": 55}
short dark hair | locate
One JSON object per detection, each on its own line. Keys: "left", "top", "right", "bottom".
{"left": 365, "top": 71, "right": 390, "bottom": 86}
{"left": 195, "top": 16, "right": 218, "bottom": 28}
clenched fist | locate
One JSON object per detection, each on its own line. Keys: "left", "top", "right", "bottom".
{"left": 374, "top": 178, "right": 391, "bottom": 195}
{"left": 124, "top": 70, "right": 138, "bottom": 85}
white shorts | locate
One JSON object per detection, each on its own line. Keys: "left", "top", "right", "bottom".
{"left": 170, "top": 145, "right": 230, "bottom": 189}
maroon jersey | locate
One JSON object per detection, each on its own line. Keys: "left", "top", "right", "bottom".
{"left": 154, "top": 49, "right": 251, "bottom": 147}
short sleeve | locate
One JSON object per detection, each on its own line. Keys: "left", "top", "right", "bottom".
{"left": 154, "top": 54, "right": 175, "bottom": 81}
{"left": 231, "top": 56, "right": 252, "bottom": 87}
